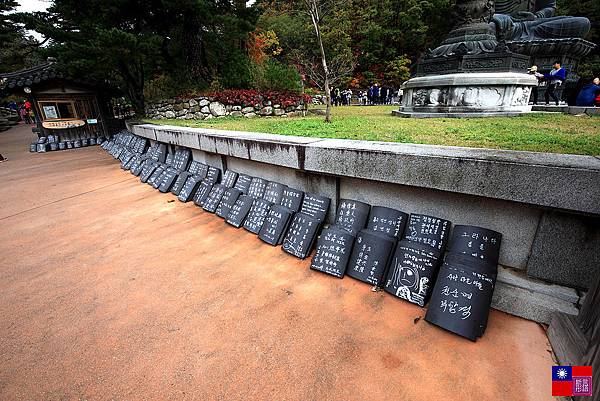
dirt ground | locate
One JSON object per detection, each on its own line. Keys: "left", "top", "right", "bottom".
{"left": 0, "top": 124, "right": 555, "bottom": 401}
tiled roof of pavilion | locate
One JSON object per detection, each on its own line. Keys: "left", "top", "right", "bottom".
{"left": 0, "top": 59, "right": 104, "bottom": 92}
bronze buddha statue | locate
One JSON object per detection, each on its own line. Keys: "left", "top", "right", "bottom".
{"left": 492, "top": 0, "right": 591, "bottom": 42}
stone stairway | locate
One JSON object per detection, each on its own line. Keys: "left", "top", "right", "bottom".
{"left": 0, "top": 107, "right": 19, "bottom": 132}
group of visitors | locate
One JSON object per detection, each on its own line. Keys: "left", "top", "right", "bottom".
{"left": 329, "top": 84, "right": 402, "bottom": 106}
{"left": 528, "top": 61, "right": 600, "bottom": 107}
{"left": 6, "top": 99, "right": 34, "bottom": 124}
{"left": 329, "top": 88, "right": 354, "bottom": 106}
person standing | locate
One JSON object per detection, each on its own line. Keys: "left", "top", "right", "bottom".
{"left": 367, "top": 85, "right": 374, "bottom": 105}
{"left": 575, "top": 78, "right": 600, "bottom": 106}
{"left": 19, "top": 104, "right": 30, "bottom": 124}
{"left": 544, "top": 61, "right": 566, "bottom": 106}
{"left": 527, "top": 65, "right": 544, "bottom": 105}
{"left": 334, "top": 87, "right": 341, "bottom": 106}
{"left": 373, "top": 84, "right": 380, "bottom": 105}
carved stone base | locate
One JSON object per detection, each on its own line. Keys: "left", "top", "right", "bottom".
{"left": 396, "top": 72, "right": 538, "bottom": 118}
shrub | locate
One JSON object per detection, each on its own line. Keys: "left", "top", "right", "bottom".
{"left": 251, "top": 59, "right": 302, "bottom": 93}
{"left": 209, "top": 89, "right": 311, "bottom": 108}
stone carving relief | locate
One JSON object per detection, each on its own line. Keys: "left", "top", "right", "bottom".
{"left": 511, "top": 86, "right": 532, "bottom": 106}
{"left": 413, "top": 89, "right": 429, "bottom": 106}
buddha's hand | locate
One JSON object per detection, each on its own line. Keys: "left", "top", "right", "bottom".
{"left": 510, "top": 11, "right": 537, "bottom": 21}
{"left": 491, "top": 13, "right": 515, "bottom": 40}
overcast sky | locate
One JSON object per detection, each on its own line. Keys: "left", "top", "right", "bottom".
{"left": 15, "top": 0, "right": 257, "bottom": 41}
{"left": 16, "top": 0, "right": 50, "bottom": 13}
{"left": 16, "top": 0, "right": 50, "bottom": 41}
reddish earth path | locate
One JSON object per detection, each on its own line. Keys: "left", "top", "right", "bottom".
{"left": 0, "top": 124, "right": 554, "bottom": 400}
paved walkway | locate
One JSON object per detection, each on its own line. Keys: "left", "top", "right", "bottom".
{"left": 0, "top": 124, "right": 555, "bottom": 400}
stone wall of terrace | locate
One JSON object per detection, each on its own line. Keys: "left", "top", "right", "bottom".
{"left": 126, "top": 121, "right": 600, "bottom": 324}
{"left": 145, "top": 95, "right": 309, "bottom": 120}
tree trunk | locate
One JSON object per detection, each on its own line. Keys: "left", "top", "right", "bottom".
{"left": 307, "top": 0, "right": 332, "bottom": 123}
{"left": 129, "top": 89, "right": 145, "bottom": 117}
{"left": 118, "top": 60, "right": 146, "bottom": 116}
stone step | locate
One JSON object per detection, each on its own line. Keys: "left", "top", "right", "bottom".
{"left": 492, "top": 266, "right": 580, "bottom": 324}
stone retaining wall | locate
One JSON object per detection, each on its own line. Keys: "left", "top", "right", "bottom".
{"left": 126, "top": 121, "right": 600, "bottom": 323}
{"left": 145, "top": 96, "right": 308, "bottom": 120}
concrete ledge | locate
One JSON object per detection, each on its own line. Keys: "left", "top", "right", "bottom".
{"left": 532, "top": 105, "right": 600, "bottom": 116}
{"left": 129, "top": 123, "right": 600, "bottom": 215}
{"left": 392, "top": 110, "right": 531, "bottom": 118}
{"left": 492, "top": 281, "right": 579, "bottom": 324}
{"left": 493, "top": 266, "right": 580, "bottom": 324}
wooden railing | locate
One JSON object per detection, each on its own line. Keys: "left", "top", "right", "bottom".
{"left": 549, "top": 270, "right": 599, "bottom": 401}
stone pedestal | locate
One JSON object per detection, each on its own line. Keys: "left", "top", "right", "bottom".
{"left": 395, "top": 72, "right": 538, "bottom": 118}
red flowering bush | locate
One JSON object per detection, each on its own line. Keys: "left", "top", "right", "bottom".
{"left": 208, "top": 89, "right": 311, "bottom": 108}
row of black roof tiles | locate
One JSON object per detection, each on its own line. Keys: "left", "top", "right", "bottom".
{"left": 0, "top": 61, "right": 101, "bottom": 91}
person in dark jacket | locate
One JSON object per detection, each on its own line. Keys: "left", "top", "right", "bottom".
{"left": 544, "top": 61, "right": 566, "bottom": 106}
{"left": 575, "top": 78, "right": 600, "bottom": 106}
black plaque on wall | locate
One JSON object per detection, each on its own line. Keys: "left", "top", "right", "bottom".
{"left": 130, "top": 157, "right": 147, "bottom": 176}
{"left": 152, "top": 168, "right": 169, "bottom": 189}
{"left": 193, "top": 179, "right": 214, "bottom": 206}
{"left": 225, "top": 195, "right": 254, "bottom": 228}
{"left": 140, "top": 162, "right": 158, "bottom": 183}
{"left": 383, "top": 241, "right": 441, "bottom": 307}
{"left": 152, "top": 143, "right": 167, "bottom": 163}
{"left": 133, "top": 137, "right": 148, "bottom": 154}
{"left": 280, "top": 187, "right": 304, "bottom": 212}
{"left": 258, "top": 205, "right": 294, "bottom": 246}
{"left": 310, "top": 226, "right": 355, "bottom": 278}
{"left": 367, "top": 206, "right": 409, "bottom": 240}
{"left": 282, "top": 212, "right": 321, "bottom": 259}
{"left": 263, "top": 182, "right": 286, "bottom": 204}
{"left": 177, "top": 176, "right": 202, "bottom": 202}
{"left": 334, "top": 199, "right": 371, "bottom": 236}
{"left": 123, "top": 154, "right": 138, "bottom": 170}
{"left": 347, "top": 230, "right": 396, "bottom": 286}
{"left": 425, "top": 259, "right": 496, "bottom": 341}
{"left": 222, "top": 170, "right": 239, "bottom": 188}
{"left": 202, "top": 184, "right": 227, "bottom": 213}
{"left": 158, "top": 168, "right": 179, "bottom": 193}
{"left": 442, "top": 252, "right": 497, "bottom": 337}
{"left": 247, "top": 177, "right": 268, "bottom": 199}
{"left": 170, "top": 172, "right": 192, "bottom": 196}
{"left": 216, "top": 188, "right": 243, "bottom": 219}
{"left": 147, "top": 165, "right": 166, "bottom": 187}
{"left": 233, "top": 174, "right": 252, "bottom": 194}
{"left": 448, "top": 225, "right": 502, "bottom": 265}
{"left": 243, "top": 199, "right": 273, "bottom": 234}
{"left": 165, "top": 153, "right": 174, "bottom": 166}
{"left": 206, "top": 166, "right": 221, "bottom": 185}
{"left": 188, "top": 161, "right": 202, "bottom": 175}
{"left": 403, "top": 214, "right": 451, "bottom": 253}
{"left": 120, "top": 153, "right": 134, "bottom": 169}
{"left": 299, "top": 193, "right": 330, "bottom": 223}
{"left": 195, "top": 163, "right": 209, "bottom": 179}
{"left": 173, "top": 148, "right": 191, "bottom": 171}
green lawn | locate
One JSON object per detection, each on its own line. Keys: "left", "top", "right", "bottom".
{"left": 146, "top": 105, "right": 600, "bottom": 156}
